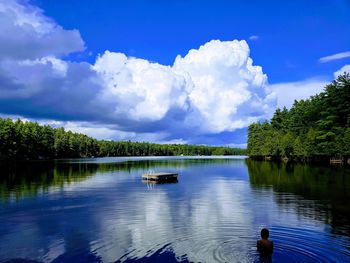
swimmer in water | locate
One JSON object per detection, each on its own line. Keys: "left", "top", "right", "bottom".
{"left": 257, "top": 228, "right": 273, "bottom": 263}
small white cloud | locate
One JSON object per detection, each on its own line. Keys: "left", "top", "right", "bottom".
{"left": 334, "top": 64, "right": 350, "bottom": 78}
{"left": 268, "top": 78, "right": 329, "bottom": 109}
{"left": 226, "top": 143, "right": 247, "bottom": 149}
{"left": 267, "top": 64, "right": 350, "bottom": 110}
{"left": 159, "top": 138, "right": 187, "bottom": 145}
{"left": 59, "top": 122, "right": 119, "bottom": 140}
{"left": 318, "top": 51, "right": 350, "bottom": 63}
{"left": 249, "top": 35, "right": 259, "bottom": 41}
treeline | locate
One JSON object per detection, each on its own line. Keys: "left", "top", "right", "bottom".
{"left": 0, "top": 118, "right": 245, "bottom": 160}
{"left": 247, "top": 73, "right": 350, "bottom": 161}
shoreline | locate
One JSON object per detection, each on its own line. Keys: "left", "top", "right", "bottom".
{"left": 248, "top": 155, "right": 350, "bottom": 166}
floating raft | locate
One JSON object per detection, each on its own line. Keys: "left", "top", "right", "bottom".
{"left": 142, "top": 172, "right": 178, "bottom": 181}
{"left": 142, "top": 179, "right": 178, "bottom": 185}
{"left": 330, "top": 159, "right": 343, "bottom": 164}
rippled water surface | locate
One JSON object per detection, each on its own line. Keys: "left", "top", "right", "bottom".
{"left": 1, "top": 157, "right": 350, "bottom": 262}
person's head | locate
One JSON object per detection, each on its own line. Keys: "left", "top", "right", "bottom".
{"left": 261, "top": 228, "right": 269, "bottom": 239}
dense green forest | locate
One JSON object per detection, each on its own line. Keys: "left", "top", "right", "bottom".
{"left": 0, "top": 118, "right": 245, "bottom": 160}
{"left": 247, "top": 73, "right": 350, "bottom": 161}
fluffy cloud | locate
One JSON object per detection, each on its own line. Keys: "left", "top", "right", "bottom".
{"left": 0, "top": 0, "right": 274, "bottom": 145}
{"left": 173, "top": 40, "right": 270, "bottom": 132}
{"left": 92, "top": 40, "right": 272, "bottom": 134}
{"left": 93, "top": 51, "right": 190, "bottom": 122}
{"left": 0, "top": 0, "right": 84, "bottom": 60}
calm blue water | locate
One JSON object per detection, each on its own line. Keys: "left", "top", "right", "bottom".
{"left": 0, "top": 157, "right": 350, "bottom": 262}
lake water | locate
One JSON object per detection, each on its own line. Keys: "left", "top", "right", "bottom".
{"left": 0, "top": 157, "right": 350, "bottom": 263}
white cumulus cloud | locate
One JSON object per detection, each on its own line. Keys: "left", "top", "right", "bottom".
{"left": 91, "top": 40, "right": 273, "bottom": 134}
{"left": 173, "top": 40, "right": 270, "bottom": 132}
{"left": 93, "top": 51, "right": 190, "bottom": 122}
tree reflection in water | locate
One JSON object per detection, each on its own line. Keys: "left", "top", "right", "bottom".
{"left": 247, "top": 159, "right": 350, "bottom": 235}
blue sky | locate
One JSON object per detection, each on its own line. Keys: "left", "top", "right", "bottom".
{"left": 0, "top": 0, "right": 350, "bottom": 146}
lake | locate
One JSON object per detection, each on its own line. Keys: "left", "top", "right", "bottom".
{"left": 0, "top": 157, "right": 350, "bottom": 262}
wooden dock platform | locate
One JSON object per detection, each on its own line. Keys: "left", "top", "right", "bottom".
{"left": 330, "top": 158, "right": 343, "bottom": 164}
{"left": 142, "top": 172, "right": 178, "bottom": 181}
{"left": 142, "top": 179, "right": 178, "bottom": 185}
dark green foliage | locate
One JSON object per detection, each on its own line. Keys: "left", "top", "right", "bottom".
{"left": 247, "top": 73, "right": 350, "bottom": 160}
{"left": 0, "top": 118, "right": 245, "bottom": 160}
